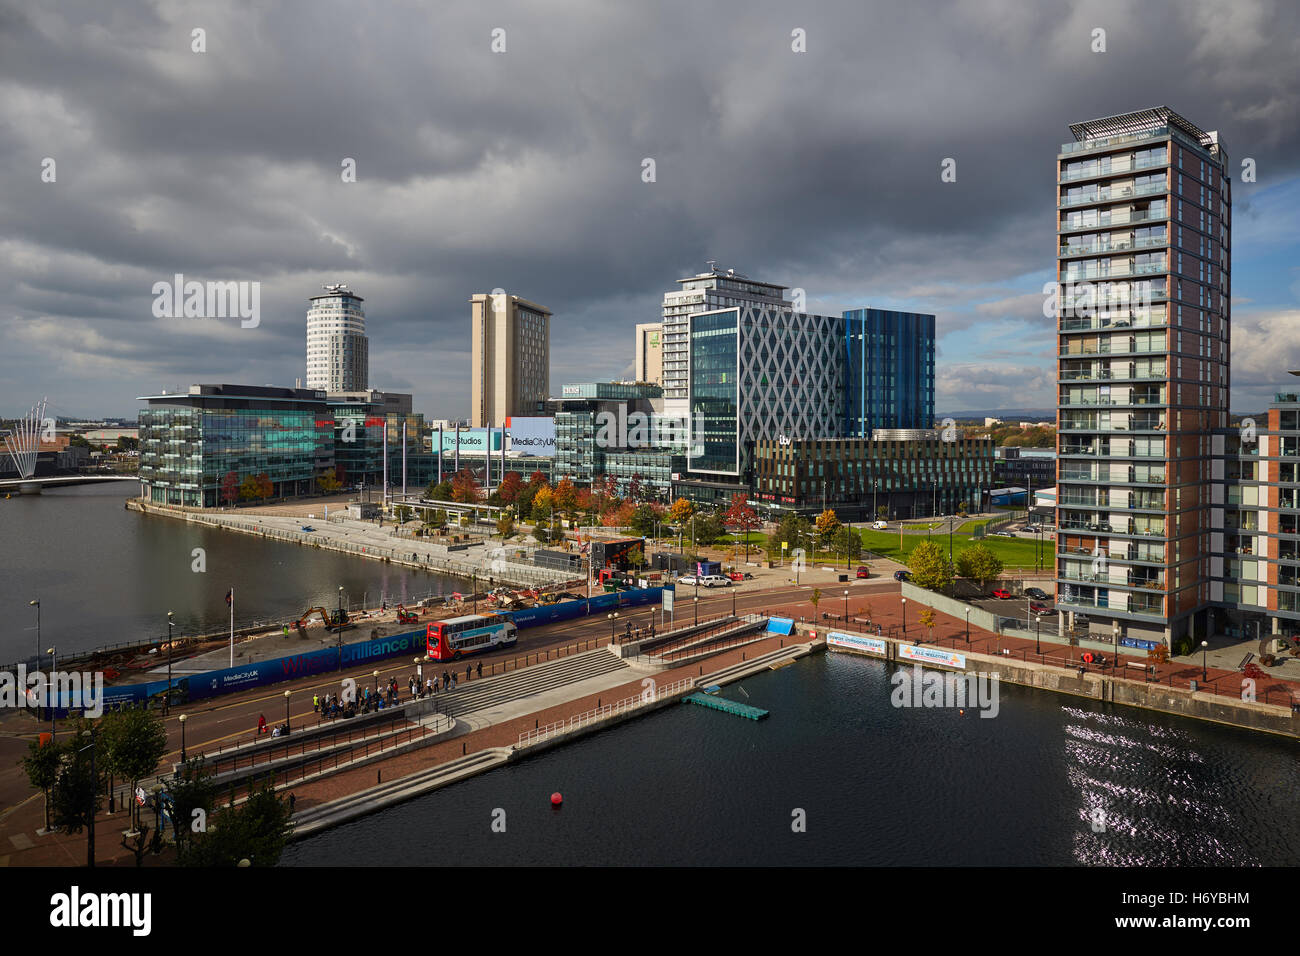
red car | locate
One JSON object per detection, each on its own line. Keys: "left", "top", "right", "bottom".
{"left": 855, "top": 566, "right": 870, "bottom": 579}
{"left": 728, "top": 571, "right": 745, "bottom": 582}
{"left": 991, "top": 588, "right": 1012, "bottom": 599}
{"left": 1029, "top": 601, "right": 1053, "bottom": 614}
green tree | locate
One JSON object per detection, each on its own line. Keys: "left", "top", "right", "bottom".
{"left": 239, "top": 474, "right": 261, "bottom": 501}
{"left": 182, "top": 779, "right": 293, "bottom": 867}
{"left": 769, "top": 513, "right": 812, "bottom": 562}
{"left": 21, "top": 737, "right": 65, "bottom": 832}
{"left": 496, "top": 512, "right": 515, "bottom": 539}
{"left": 168, "top": 758, "right": 215, "bottom": 859}
{"left": 692, "top": 511, "right": 725, "bottom": 548}
{"left": 832, "top": 525, "right": 862, "bottom": 568}
{"left": 809, "top": 588, "right": 822, "bottom": 613}
{"left": 955, "top": 543, "right": 1004, "bottom": 590}
{"left": 629, "top": 503, "right": 658, "bottom": 537}
{"left": 907, "top": 540, "right": 953, "bottom": 593}
{"left": 101, "top": 707, "right": 168, "bottom": 832}
{"left": 49, "top": 723, "right": 103, "bottom": 857}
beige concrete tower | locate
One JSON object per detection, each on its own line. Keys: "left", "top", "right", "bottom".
{"left": 470, "top": 292, "right": 551, "bottom": 427}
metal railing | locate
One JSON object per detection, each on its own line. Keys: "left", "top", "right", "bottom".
{"left": 516, "top": 676, "right": 696, "bottom": 749}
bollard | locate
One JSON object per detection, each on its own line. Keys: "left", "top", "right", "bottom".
{"left": 462, "top": 742, "right": 466, "bottom": 755}
{"left": 378, "top": 770, "right": 381, "bottom": 783}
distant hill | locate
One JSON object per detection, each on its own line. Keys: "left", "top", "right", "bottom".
{"left": 937, "top": 408, "right": 1056, "bottom": 421}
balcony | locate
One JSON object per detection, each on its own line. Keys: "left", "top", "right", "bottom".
{"left": 1060, "top": 129, "right": 1171, "bottom": 156}
{"left": 1059, "top": 312, "right": 1166, "bottom": 332}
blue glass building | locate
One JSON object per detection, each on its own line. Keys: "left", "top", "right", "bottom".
{"left": 842, "top": 308, "right": 935, "bottom": 437}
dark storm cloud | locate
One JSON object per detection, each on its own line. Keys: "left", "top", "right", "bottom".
{"left": 2, "top": 0, "right": 1298, "bottom": 417}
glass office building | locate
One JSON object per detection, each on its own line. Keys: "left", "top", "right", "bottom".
{"left": 843, "top": 308, "right": 935, "bottom": 435}
{"left": 138, "top": 385, "right": 333, "bottom": 507}
{"left": 689, "top": 309, "right": 740, "bottom": 475}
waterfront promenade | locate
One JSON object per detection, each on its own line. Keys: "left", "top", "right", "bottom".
{"left": 4, "top": 577, "right": 1299, "bottom": 865}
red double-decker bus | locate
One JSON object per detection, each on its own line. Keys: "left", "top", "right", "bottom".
{"left": 426, "top": 614, "right": 518, "bottom": 661}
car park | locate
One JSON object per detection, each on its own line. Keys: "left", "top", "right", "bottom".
{"left": 991, "top": 587, "right": 1012, "bottom": 599}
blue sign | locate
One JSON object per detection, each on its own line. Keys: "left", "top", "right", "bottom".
{"left": 767, "top": 617, "right": 794, "bottom": 636}
{"left": 1119, "top": 637, "right": 1161, "bottom": 651}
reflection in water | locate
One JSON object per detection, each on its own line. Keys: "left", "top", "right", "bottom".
{"left": 284, "top": 655, "right": 1300, "bottom": 867}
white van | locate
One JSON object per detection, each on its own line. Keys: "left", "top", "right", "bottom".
{"left": 872, "top": 520, "right": 889, "bottom": 530}
{"left": 701, "top": 574, "right": 732, "bottom": 588}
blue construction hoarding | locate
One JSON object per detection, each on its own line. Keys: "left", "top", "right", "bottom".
{"left": 98, "top": 589, "right": 665, "bottom": 710}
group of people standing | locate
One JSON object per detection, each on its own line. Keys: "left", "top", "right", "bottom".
{"left": 310, "top": 660, "right": 488, "bottom": 720}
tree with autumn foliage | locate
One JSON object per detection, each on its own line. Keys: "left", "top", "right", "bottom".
{"left": 220, "top": 471, "right": 240, "bottom": 507}
{"left": 497, "top": 471, "right": 523, "bottom": 505}
{"left": 256, "top": 473, "right": 274, "bottom": 501}
{"left": 815, "top": 508, "right": 841, "bottom": 548}
{"left": 553, "top": 477, "right": 578, "bottom": 517}
{"left": 451, "top": 469, "right": 481, "bottom": 503}
{"left": 724, "top": 494, "right": 760, "bottom": 561}
{"left": 669, "top": 497, "right": 695, "bottom": 527}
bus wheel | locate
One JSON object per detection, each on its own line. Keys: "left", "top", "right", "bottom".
{"left": 453, "top": 651, "right": 462, "bottom": 661}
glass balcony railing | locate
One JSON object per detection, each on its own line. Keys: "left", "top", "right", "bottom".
{"left": 1060, "top": 128, "right": 1170, "bottom": 155}
{"left": 1062, "top": 261, "right": 1167, "bottom": 282}
{"left": 1059, "top": 311, "right": 1166, "bottom": 332}
{"left": 1059, "top": 156, "right": 1168, "bottom": 182}
{"left": 1058, "top": 181, "right": 1167, "bottom": 208}
{"left": 1059, "top": 235, "right": 1168, "bottom": 257}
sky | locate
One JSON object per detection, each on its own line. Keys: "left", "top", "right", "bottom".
{"left": 2, "top": 0, "right": 1299, "bottom": 421}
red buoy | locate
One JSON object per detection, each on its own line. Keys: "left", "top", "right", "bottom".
{"left": 550, "top": 792, "right": 563, "bottom": 807}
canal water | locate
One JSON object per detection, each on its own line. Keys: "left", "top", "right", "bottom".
{"left": 281, "top": 651, "right": 1300, "bottom": 866}
{"left": 0, "top": 483, "right": 463, "bottom": 663}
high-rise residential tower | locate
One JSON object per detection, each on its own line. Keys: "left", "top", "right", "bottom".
{"left": 306, "top": 284, "right": 368, "bottom": 392}
{"left": 469, "top": 292, "right": 551, "bottom": 427}
{"left": 1055, "top": 107, "right": 1231, "bottom": 648}
{"left": 634, "top": 322, "right": 664, "bottom": 385}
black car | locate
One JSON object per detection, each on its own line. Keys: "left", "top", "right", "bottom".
{"left": 1024, "top": 587, "right": 1050, "bottom": 601}
{"left": 894, "top": 570, "right": 911, "bottom": 582}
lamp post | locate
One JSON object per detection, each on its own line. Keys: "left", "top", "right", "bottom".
{"left": 179, "top": 714, "right": 187, "bottom": 762}
{"left": 1035, "top": 614, "right": 1042, "bottom": 655}
{"left": 608, "top": 611, "right": 618, "bottom": 642}
{"left": 373, "top": 669, "right": 380, "bottom": 693}
{"left": 77, "top": 727, "right": 97, "bottom": 868}
{"left": 1201, "top": 639, "right": 1209, "bottom": 681}
{"left": 1112, "top": 620, "right": 1119, "bottom": 665}
{"left": 165, "top": 611, "right": 174, "bottom": 716}
{"left": 338, "top": 586, "right": 344, "bottom": 622}
{"left": 901, "top": 597, "right": 907, "bottom": 635}
{"left": 284, "top": 690, "right": 292, "bottom": 732}
{"left": 843, "top": 589, "right": 849, "bottom": 621}
{"left": 965, "top": 607, "right": 970, "bottom": 644}
{"left": 47, "top": 645, "right": 56, "bottom": 740}
{"left": 693, "top": 595, "right": 699, "bottom": 625}
{"left": 29, "top": 599, "right": 40, "bottom": 659}
{"left": 732, "top": 585, "right": 737, "bottom": 617}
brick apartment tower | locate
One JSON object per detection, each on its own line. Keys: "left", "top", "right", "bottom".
{"left": 1055, "top": 107, "right": 1231, "bottom": 648}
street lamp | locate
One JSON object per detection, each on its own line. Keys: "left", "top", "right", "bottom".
{"left": 338, "top": 585, "right": 344, "bottom": 621}
{"left": 1201, "top": 639, "right": 1209, "bottom": 681}
{"left": 1112, "top": 620, "right": 1119, "bottom": 665}
{"left": 284, "top": 690, "right": 292, "bottom": 732}
{"left": 1035, "top": 614, "right": 1042, "bottom": 655}
{"left": 901, "top": 597, "right": 907, "bottom": 634}
{"left": 373, "top": 669, "right": 380, "bottom": 693}
{"left": 179, "top": 714, "right": 188, "bottom": 762}
{"left": 965, "top": 607, "right": 970, "bottom": 644}
{"left": 165, "top": 611, "right": 174, "bottom": 716}
{"left": 608, "top": 611, "right": 618, "bottom": 642}
{"left": 29, "top": 599, "right": 40, "bottom": 659}
{"left": 732, "top": 585, "right": 737, "bottom": 617}
{"left": 47, "top": 645, "right": 56, "bottom": 740}
{"left": 694, "top": 595, "right": 699, "bottom": 625}
{"left": 844, "top": 589, "right": 849, "bottom": 621}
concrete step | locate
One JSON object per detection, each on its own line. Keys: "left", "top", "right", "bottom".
{"left": 428, "top": 649, "right": 628, "bottom": 717}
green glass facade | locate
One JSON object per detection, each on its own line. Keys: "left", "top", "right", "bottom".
{"left": 690, "top": 309, "right": 739, "bottom": 475}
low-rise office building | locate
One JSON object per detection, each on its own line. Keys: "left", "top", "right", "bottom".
{"left": 752, "top": 431, "right": 994, "bottom": 520}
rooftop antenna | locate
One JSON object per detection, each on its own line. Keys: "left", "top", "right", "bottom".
{"left": 706, "top": 259, "right": 718, "bottom": 274}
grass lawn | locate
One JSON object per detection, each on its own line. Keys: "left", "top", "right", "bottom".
{"left": 855, "top": 527, "right": 1049, "bottom": 570}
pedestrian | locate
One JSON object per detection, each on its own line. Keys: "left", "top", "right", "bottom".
{"left": 466, "top": 663, "right": 472, "bottom": 682}
{"left": 451, "top": 673, "right": 457, "bottom": 689}
{"left": 313, "top": 693, "right": 320, "bottom": 712}
{"left": 288, "top": 792, "right": 296, "bottom": 814}
{"left": 257, "top": 713, "right": 266, "bottom": 735}
{"left": 476, "top": 661, "right": 482, "bottom": 679}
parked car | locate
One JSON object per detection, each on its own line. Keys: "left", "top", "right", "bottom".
{"left": 855, "top": 566, "right": 870, "bottom": 579}
{"left": 727, "top": 571, "right": 746, "bottom": 582}
{"left": 1029, "top": 601, "right": 1053, "bottom": 614}
{"left": 300, "top": 525, "right": 316, "bottom": 532}
{"left": 991, "top": 587, "right": 1012, "bottom": 599}
{"left": 701, "top": 574, "right": 732, "bottom": 588}
{"left": 1024, "top": 587, "right": 1050, "bottom": 601}
{"left": 872, "top": 520, "right": 889, "bottom": 530}
{"left": 994, "top": 530, "right": 1016, "bottom": 537}
{"left": 894, "top": 570, "right": 911, "bottom": 582}
{"left": 677, "top": 574, "right": 699, "bottom": 585}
